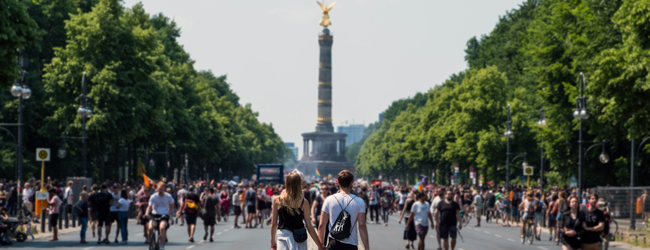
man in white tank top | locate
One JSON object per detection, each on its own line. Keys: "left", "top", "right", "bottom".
{"left": 319, "top": 170, "right": 369, "bottom": 250}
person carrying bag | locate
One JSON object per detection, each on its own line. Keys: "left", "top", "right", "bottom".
{"left": 271, "top": 173, "right": 325, "bottom": 250}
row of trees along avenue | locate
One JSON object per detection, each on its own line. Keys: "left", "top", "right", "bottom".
{"left": 350, "top": 0, "right": 650, "bottom": 188}
{"left": 1, "top": 0, "right": 289, "bottom": 182}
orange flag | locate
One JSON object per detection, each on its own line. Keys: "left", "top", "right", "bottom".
{"left": 143, "top": 174, "right": 151, "bottom": 187}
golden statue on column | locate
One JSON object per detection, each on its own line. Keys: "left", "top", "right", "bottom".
{"left": 317, "top": 1, "right": 336, "bottom": 27}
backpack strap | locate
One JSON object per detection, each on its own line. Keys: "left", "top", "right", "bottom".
{"left": 300, "top": 197, "right": 305, "bottom": 211}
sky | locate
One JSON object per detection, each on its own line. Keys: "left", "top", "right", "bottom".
{"left": 122, "top": 0, "right": 527, "bottom": 159}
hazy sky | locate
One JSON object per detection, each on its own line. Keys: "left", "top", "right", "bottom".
{"left": 122, "top": 0, "right": 526, "bottom": 158}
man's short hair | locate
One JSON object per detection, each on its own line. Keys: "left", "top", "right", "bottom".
{"left": 68, "top": 181, "right": 73, "bottom": 186}
{"left": 100, "top": 184, "right": 108, "bottom": 190}
{"left": 337, "top": 170, "right": 354, "bottom": 188}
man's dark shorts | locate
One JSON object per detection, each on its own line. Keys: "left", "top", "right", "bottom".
{"left": 185, "top": 213, "right": 197, "bottom": 225}
{"left": 97, "top": 212, "right": 111, "bottom": 227}
{"left": 234, "top": 206, "right": 241, "bottom": 216}
{"left": 439, "top": 224, "right": 457, "bottom": 239}
{"left": 327, "top": 239, "right": 358, "bottom": 250}
{"left": 110, "top": 211, "right": 119, "bottom": 223}
{"left": 247, "top": 205, "right": 256, "bottom": 214}
{"left": 203, "top": 214, "right": 216, "bottom": 226}
{"left": 90, "top": 211, "right": 98, "bottom": 221}
{"left": 150, "top": 214, "right": 170, "bottom": 230}
{"left": 49, "top": 213, "right": 59, "bottom": 227}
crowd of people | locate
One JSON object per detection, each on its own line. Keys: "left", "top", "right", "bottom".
{"left": 1, "top": 173, "right": 649, "bottom": 250}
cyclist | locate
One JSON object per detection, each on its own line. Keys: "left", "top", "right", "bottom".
{"left": 533, "top": 191, "right": 547, "bottom": 241}
{"left": 145, "top": 182, "right": 175, "bottom": 250}
{"left": 519, "top": 191, "right": 537, "bottom": 242}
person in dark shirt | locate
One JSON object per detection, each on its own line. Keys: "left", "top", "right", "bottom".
{"left": 178, "top": 187, "right": 201, "bottom": 242}
{"left": 560, "top": 195, "right": 583, "bottom": 250}
{"left": 245, "top": 184, "right": 258, "bottom": 228}
{"left": 581, "top": 194, "right": 606, "bottom": 250}
{"left": 95, "top": 184, "right": 114, "bottom": 244}
{"left": 201, "top": 187, "right": 220, "bottom": 242}
{"left": 310, "top": 183, "right": 330, "bottom": 228}
{"left": 485, "top": 191, "right": 496, "bottom": 222}
{"left": 434, "top": 190, "right": 462, "bottom": 250}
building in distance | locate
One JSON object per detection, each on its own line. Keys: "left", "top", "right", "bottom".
{"left": 284, "top": 142, "right": 299, "bottom": 161}
{"left": 337, "top": 123, "right": 366, "bottom": 147}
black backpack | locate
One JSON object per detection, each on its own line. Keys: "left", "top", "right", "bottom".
{"left": 29, "top": 191, "right": 35, "bottom": 203}
{"left": 330, "top": 195, "right": 358, "bottom": 241}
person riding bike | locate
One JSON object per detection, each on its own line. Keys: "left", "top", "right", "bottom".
{"left": 519, "top": 191, "right": 537, "bottom": 242}
{"left": 145, "top": 182, "right": 175, "bottom": 250}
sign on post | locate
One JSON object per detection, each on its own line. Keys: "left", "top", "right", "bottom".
{"left": 523, "top": 165, "right": 534, "bottom": 176}
{"left": 569, "top": 175, "right": 578, "bottom": 188}
{"left": 36, "top": 191, "right": 48, "bottom": 200}
{"left": 36, "top": 148, "right": 50, "bottom": 161}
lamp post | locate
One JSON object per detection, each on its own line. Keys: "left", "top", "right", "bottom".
{"left": 8, "top": 49, "right": 31, "bottom": 211}
{"left": 573, "top": 72, "right": 589, "bottom": 195}
{"left": 504, "top": 104, "right": 514, "bottom": 191}
{"left": 629, "top": 135, "right": 650, "bottom": 230}
{"left": 537, "top": 108, "right": 546, "bottom": 192}
{"left": 76, "top": 73, "right": 92, "bottom": 177}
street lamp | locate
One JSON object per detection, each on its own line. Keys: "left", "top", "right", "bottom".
{"left": 629, "top": 134, "right": 650, "bottom": 230}
{"left": 78, "top": 72, "right": 92, "bottom": 177}
{"left": 9, "top": 49, "right": 30, "bottom": 211}
{"left": 504, "top": 104, "right": 514, "bottom": 191}
{"left": 574, "top": 72, "right": 588, "bottom": 195}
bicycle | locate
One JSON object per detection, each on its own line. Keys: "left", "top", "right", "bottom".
{"left": 148, "top": 215, "right": 170, "bottom": 250}
{"left": 600, "top": 218, "right": 619, "bottom": 250}
{"left": 522, "top": 217, "right": 534, "bottom": 245}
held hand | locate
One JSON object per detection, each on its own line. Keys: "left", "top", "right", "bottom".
{"left": 271, "top": 240, "right": 277, "bottom": 250}
{"left": 312, "top": 219, "right": 316, "bottom": 226}
{"left": 398, "top": 219, "right": 402, "bottom": 224}
{"left": 458, "top": 223, "right": 462, "bottom": 231}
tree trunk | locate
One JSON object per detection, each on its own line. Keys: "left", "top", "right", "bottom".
{"left": 99, "top": 137, "right": 105, "bottom": 182}
{"left": 112, "top": 141, "right": 119, "bottom": 182}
